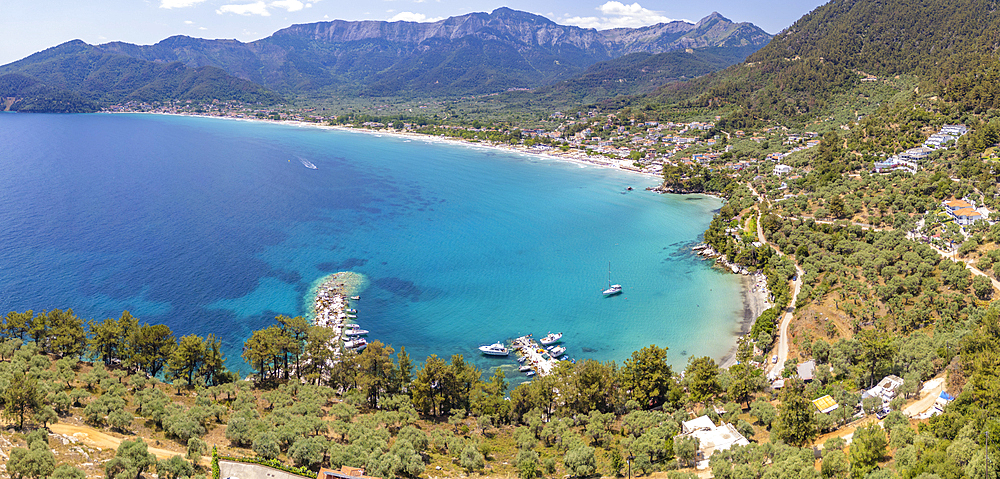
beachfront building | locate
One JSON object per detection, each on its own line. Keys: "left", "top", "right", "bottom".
{"left": 676, "top": 415, "right": 750, "bottom": 468}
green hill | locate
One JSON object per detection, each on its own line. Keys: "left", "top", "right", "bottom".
{"left": 653, "top": 0, "right": 1000, "bottom": 126}
{"left": 0, "top": 40, "right": 282, "bottom": 112}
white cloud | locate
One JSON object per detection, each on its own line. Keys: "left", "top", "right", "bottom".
{"left": 199, "top": 27, "right": 208, "bottom": 30}
{"left": 271, "top": 0, "right": 305, "bottom": 12}
{"left": 217, "top": 0, "right": 315, "bottom": 16}
{"left": 160, "top": 0, "right": 209, "bottom": 8}
{"left": 563, "top": 1, "right": 677, "bottom": 29}
{"left": 184, "top": 20, "right": 194, "bottom": 24}
{"left": 217, "top": 2, "right": 271, "bottom": 15}
{"left": 388, "top": 11, "right": 443, "bottom": 22}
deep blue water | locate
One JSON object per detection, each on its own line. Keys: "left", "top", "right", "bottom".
{"left": 0, "top": 112, "right": 743, "bottom": 376}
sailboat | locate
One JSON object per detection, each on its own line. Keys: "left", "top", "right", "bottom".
{"left": 603, "top": 262, "right": 622, "bottom": 296}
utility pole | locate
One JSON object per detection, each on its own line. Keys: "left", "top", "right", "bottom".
{"left": 986, "top": 430, "right": 991, "bottom": 479}
{"left": 626, "top": 452, "right": 635, "bottom": 479}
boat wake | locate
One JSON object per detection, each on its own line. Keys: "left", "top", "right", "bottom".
{"left": 297, "top": 157, "right": 318, "bottom": 169}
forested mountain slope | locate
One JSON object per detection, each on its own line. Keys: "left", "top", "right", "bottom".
{"left": 657, "top": 0, "right": 1000, "bottom": 124}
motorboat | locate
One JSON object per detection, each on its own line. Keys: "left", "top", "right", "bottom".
{"left": 539, "top": 332, "right": 563, "bottom": 345}
{"left": 344, "top": 338, "right": 367, "bottom": 350}
{"left": 550, "top": 346, "right": 566, "bottom": 357}
{"left": 344, "top": 327, "right": 369, "bottom": 336}
{"left": 519, "top": 365, "right": 532, "bottom": 372}
{"left": 478, "top": 342, "right": 510, "bottom": 356}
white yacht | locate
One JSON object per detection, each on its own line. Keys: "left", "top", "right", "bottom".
{"left": 603, "top": 262, "right": 623, "bottom": 296}
{"left": 539, "top": 332, "right": 563, "bottom": 345}
{"left": 478, "top": 342, "right": 510, "bottom": 356}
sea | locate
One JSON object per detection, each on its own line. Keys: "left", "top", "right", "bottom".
{"left": 0, "top": 112, "right": 744, "bottom": 378}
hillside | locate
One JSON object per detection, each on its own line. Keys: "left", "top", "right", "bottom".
{"left": 0, "top": 40, "right": 283, "bottom": 111}
{"left": 533, "top": 45, "right": 763, "bottom": 104}
{"left": 653, "top": 0, "right": 1000, "bottom": 126}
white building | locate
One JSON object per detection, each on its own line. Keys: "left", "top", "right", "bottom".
{"left": 677, "top": 415, "right": 750, "bottom": 468}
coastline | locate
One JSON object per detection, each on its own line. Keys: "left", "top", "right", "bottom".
{"left": 719, "top": 271, "right": 771, "bottom": 368}
{"left": 114, "top": 111, "right": 664, "bottom": 183}
{"left": 111, "top": 110, "right": 752, "bottom": 368}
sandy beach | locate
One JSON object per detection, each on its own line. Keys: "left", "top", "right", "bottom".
{"left": 720, "top": 272, "right": 772, "bottom": 368}
{"left": 124, "top": 111, "right": 664, "bottom": 182}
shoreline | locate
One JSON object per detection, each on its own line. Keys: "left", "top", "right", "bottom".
{"left": 719, "top": 271, "right": 771, "bottom": 368}
{"left": 111, "top": 111, "right": 665, "bottom": 184}
{"left": 112, "top": 110, "right": 753, "bottom": 368}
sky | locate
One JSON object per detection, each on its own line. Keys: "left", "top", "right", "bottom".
{"left": 1, "top": 0, "right": 828, "bottom": 66}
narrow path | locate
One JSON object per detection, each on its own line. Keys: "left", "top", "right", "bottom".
{"left": 49, "top": 423, "right": 207, "bottom": 464}
{"left": 925, "top": 242, "right": 1000, "bottom": 292}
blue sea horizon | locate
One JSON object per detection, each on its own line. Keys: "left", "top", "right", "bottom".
{"left": 0, "top": 112, "right": 744, "bottom": 377}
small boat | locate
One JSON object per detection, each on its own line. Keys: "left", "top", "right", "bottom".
{"left": 351, "top": 296, "right": 361, "bottom": 300}
{"left": 298, "top": 157, "right": 318, "bottom": 169}
{"left": 550, "top": 346, "right": 566, "bottom": 357}
{"left": 525, "top": 370, "right": 536, "bottom": 377}
{"left": 478, "top": 342, "right": 510, "bottom": 356}
{"left": 517, "top": 355, "right": 527, "bottom": 363}
{"left": 344, "top": 324, "right": 360, "bottom": 329}
{"left": 344, "top": 338, "right": 367, "bottom": 350}
{"left": 344, "top": 327, "right": 369, "bottom": 336}
{"left": 539, "top": 332, "right": 563, "bottom": 345}
{"left": 346, "top": 309, "right": 357, "bottom": 313}
{"left": 519, "top": 365, "right": 532, "bottom": 372}
{"left": 346, "top": 314, "right": 358, "bottom": 319}
{"left": 603, "top": 262, "right": 623, "bottom": 296}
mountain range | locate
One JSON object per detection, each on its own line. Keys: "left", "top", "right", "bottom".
{"left": 0, "top": 8, "right": 772, "bottom": 112}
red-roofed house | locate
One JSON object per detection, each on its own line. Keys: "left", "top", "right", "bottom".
{"left": 317, "top": 466, "right": 379, "bottom": 479}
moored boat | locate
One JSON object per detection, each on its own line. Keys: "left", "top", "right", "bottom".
{"left": 478, "top": 342, "right": 510, "bottom": 356}
{"left": 550, "top": 346, "right": 566, "bottom": 357}
{"left": 539, "top": 332, "right": 563, "bottom": 345}
{"left": 344, "top": 338, "right": 367, "bottom": 350}
{"left": 344, "top": 327, "right": 369, "bottom": 336}
{"left": 603, "top": 262, "right": 623, "bottom": 296}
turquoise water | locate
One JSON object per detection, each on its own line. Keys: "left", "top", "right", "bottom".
{"left": 0, "top": 112, "right": 744, "bottom": 374}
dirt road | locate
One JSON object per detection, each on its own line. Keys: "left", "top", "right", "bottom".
{"left": 49, "top": 423, "right": 203, "bottom": 463}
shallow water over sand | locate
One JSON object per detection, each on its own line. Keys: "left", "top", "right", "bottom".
{"left": 0, "top": 112, "right": 743, "bottom": 374}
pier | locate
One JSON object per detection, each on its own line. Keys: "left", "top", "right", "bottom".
{"left": 513, "top": 335, "right": 561, "bottom": 377}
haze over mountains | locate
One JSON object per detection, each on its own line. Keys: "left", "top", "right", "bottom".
{"left": 0, "top": 8, "right": 771, "bottom": 112}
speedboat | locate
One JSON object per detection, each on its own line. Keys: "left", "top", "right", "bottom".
{"left": 539, "top": 332, "right": 563, "bottom": 345}
{"left": 478, "top": 342, "right": 510, "bottom": 356}
{"left": 525, "top": 370, "right": 536, "bottom": 377}
{"left": 550, "top": 346, "right": 566, "bottom": 357}
{"left": 344, "top": 327, "right": 368, "bottom": 336}
{"left": 519, "top": 365, "right": 532, "bottom": 372}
